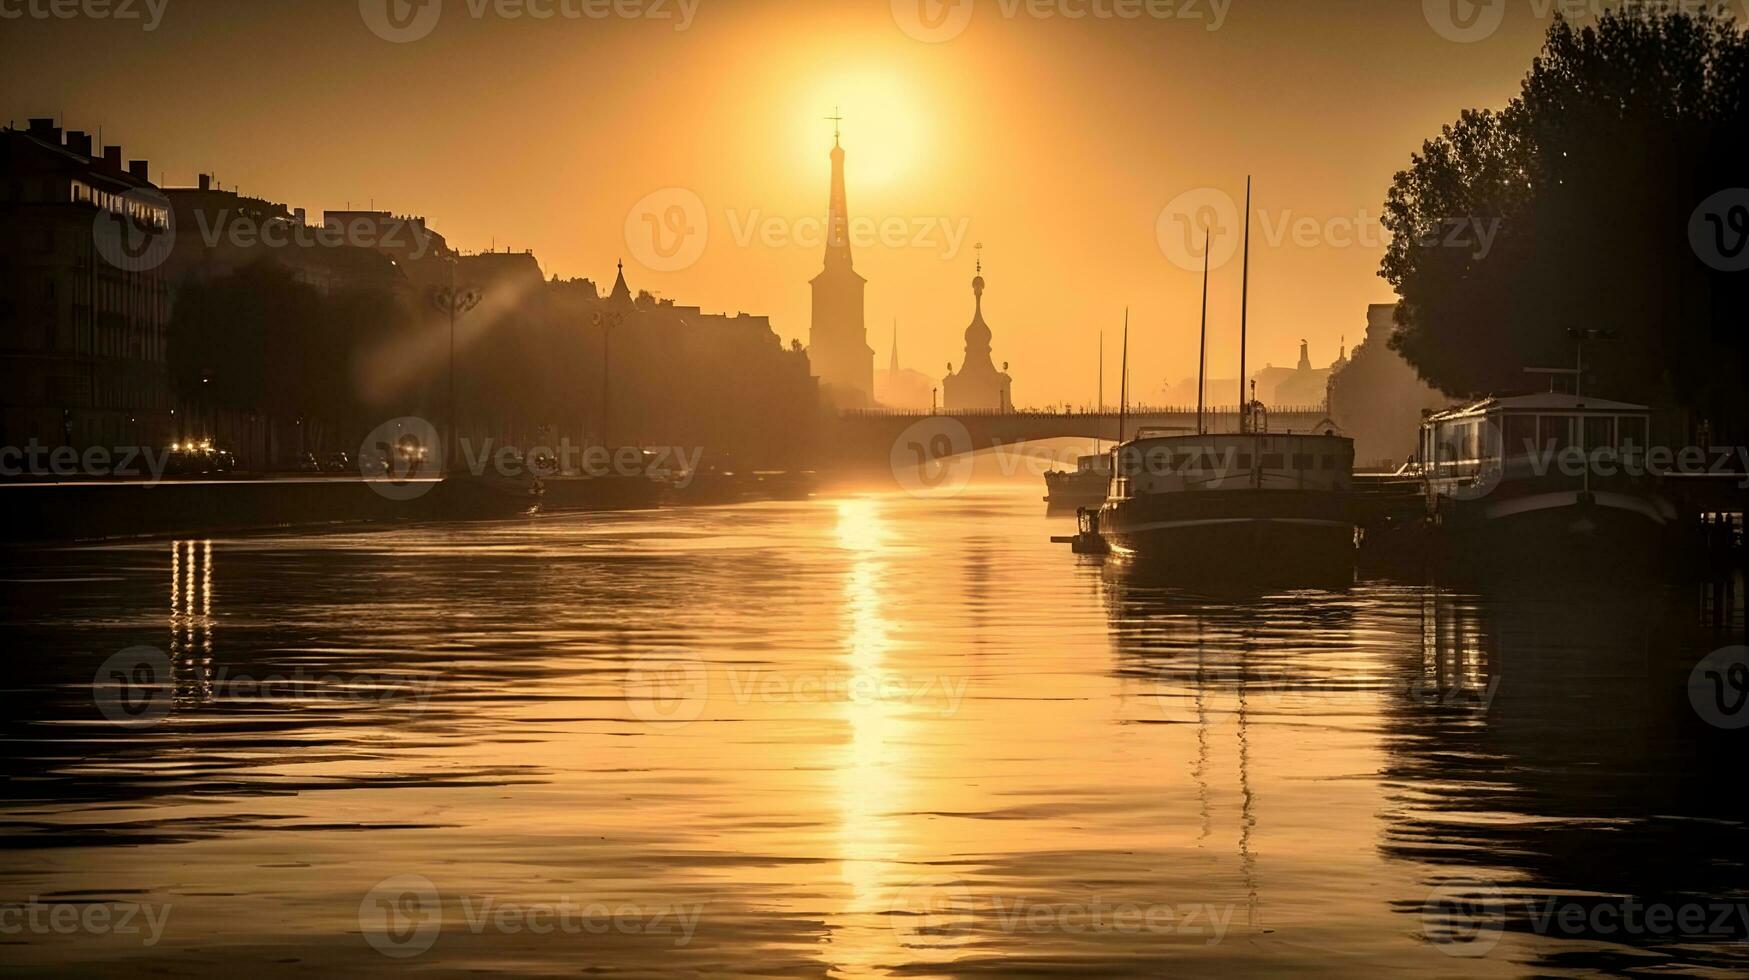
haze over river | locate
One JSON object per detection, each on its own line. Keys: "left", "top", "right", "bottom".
{"left": 3, "top": 488, "right": 1745, "bottom": 977}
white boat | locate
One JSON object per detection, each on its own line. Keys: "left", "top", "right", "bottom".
{"left": 1418, "top": 392, "right": 1679, "bottom": 561}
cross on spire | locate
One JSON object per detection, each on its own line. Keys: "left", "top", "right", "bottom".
{"left": 975, "top": 242, "right": 983, "bottom": 274}
{"left": 825, "top": 106, "right": 843, "bottom": 146}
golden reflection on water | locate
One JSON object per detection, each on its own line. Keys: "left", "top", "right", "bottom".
{"left": 828, "top": 497, "right": 909, "bottom": 975}
{"left": 1, "top": 493, "right": 1743, "bottom": 977}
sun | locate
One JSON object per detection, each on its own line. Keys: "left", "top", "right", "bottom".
{"left": 796, "top": 68, "right": 926, "bottom": 189}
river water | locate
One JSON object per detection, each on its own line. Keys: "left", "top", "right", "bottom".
{"left": 2, "top": 488, "right": 1745, "bottom": 977}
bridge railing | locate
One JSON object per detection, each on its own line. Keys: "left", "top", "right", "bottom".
{"left": 840, "top": 405, "right": 1330, "bottom": 419}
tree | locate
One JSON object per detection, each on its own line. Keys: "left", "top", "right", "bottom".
{"left": 1381, "top": 7, "right": 1749, "bottom": 428}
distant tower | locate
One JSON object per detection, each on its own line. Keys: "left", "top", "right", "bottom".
{"left": 889, "top": 320, "right": 900, "bottom": 374}
{"left": 609, "top": 258, "right": 634, "bottom": 306}
{"left": 942, "top": 245, "right": 1014, "bottom": 412}
{"left": 806, "top": 111, "right": 874, "bottom": 406}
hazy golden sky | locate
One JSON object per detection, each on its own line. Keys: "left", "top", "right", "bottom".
{"left": 4, "top": 0, "right": 1568, "bottom": 405}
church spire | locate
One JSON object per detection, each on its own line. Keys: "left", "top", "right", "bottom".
{"left": 822, "top": 111, "right": 853, "bottom": 273}
{"left": 609, "top": 258, "right": 633, "bottom": 305}
{"left": 889, "top": 320, "right": 900, "bottom": 373}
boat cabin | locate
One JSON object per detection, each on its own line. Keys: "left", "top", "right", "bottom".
{"left": 1420, "top": 392, "right": 1651, "bottom": 491}
{"left": 1109, "top": 431, "right": 1354, "bottom": 499}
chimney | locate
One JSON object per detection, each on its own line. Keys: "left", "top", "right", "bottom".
{"left": 198, "top": 173, "right": 211, "bottom": 191}
{"left": 27, "top": 117, "right": 56, "bottom": 140}
{"left": 103, "top": 146, "right": 122, "bottom": 171}
{"left": 66, "top": 130, "right": 93, "bottom": 158}
{"left": 128, "top": 160, "right": 149, "bottom": 181}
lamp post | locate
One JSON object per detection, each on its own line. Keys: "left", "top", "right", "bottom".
{"left": 430, "top": 259, "right": 482, "bottom": 475}
{"left": 592, "top": 310, "right": 625, "bottom": 450}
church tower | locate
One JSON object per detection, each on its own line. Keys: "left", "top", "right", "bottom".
{"left": 942, "top": 246, "right": 1014, "bottom": 412}
{"left": 807, "top": 115, "right": 874, "bottom": 406}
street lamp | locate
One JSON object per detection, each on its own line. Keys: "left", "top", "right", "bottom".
{"left": 591, "top": 310, "right": 625, "bottom": 449}
{"left": 430, "top": 260, "right": 482, "bottom": 475}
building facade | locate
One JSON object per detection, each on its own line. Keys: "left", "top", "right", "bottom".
{"left": 0, "top": 120, "right": 173, "bottom": 453}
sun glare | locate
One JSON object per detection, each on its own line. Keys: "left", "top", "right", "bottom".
{"left": 798, "top": 68, "right": 925, "bottom": 189}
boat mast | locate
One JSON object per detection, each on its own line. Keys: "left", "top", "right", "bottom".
{"left": 1197, "top": 228, "right": 1210, "bottom": 436}
{"left": 1097, "top": 330, "right": 1104, "bottom": 454}
{"left": 1117, "top": 309, "right": 1130, "bottom": 445}
{"left": 1238, "top": 176, "right": 1252, "bottom": 434}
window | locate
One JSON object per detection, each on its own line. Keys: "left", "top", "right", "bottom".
{"left": 1618, "top": 417, "right": 1647, "bottom": 451}
{"left": 1233, "top": 454, "right": 1253, "bottom": 471}
{"left": 1539, "top": 415, "right": 1575, "bottom": 452}
{"left": 1261, "top": 453, "right": 1284, "bottom": 469}
{"left": 1320, "top": 455, "right": 1336, "bottom": 469}
{"left": 1503, "top": 414, "right": 1537, "bottom": 458}
{"left": 1293, "top": 453, "right": 1313, "bottom": 469}
{"left": 1584, "top": 416, "right": 1614, "bottom": 450}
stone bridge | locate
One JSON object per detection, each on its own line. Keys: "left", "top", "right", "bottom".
{"left": 830, "top": 406, "right": 1336, "bottom": 467}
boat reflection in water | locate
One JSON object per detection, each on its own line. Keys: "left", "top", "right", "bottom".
{"left": 1100, "top": 558, "right": 1749, "bottom": 974}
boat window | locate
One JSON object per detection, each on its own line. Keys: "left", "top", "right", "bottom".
{"left": 1293, "top": 453, "right": 1313, "bottom": 470}
{"left": 1618, "top": 416, "right": 1647, "bottom": 450}
{"left": 1320, "top": 455, "right": 1336, "bottom": 469}
{"left": 1538, "top": 415, "right": 1575, "bottom": 452}
{"left": 1233, "top": 454, "right": 1253, "bottom": 471}
{"left": 1503, "top": 414, "right": 1537, "bottom": 458}
{"left": 1584, "top": 416, "right": 1614, "bottom": 450}
{"left": 1261, "top": 453, "right": 1284, "bottom": 469}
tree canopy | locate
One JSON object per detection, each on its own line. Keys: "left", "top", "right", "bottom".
{"left": 1381, "top": 7, "right": 1749, "bottom": 427}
